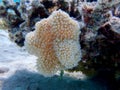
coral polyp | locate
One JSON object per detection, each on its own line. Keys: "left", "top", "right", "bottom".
{"left": 25, "top": 10, "right": 82, "bottom": 77}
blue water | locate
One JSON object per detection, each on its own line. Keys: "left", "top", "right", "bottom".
{"left": 0, "top": 0, "right": 20, "bottom": 3}
{"left": 13, "top": 0, "right": 20, "bottom": 2}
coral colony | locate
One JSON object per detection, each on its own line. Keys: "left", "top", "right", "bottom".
{"left": 25, "top": 10, "right": 82, "bottom": 77}
{"left": 0, "top": 0, "right": 120, "bottom": 89}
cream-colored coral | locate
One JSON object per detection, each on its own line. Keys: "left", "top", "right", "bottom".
{"left": 25, "top": 10, "right": 82, "bottom": 77}
{"left": 0, "top": 18, "right": 9, "bottom": 29}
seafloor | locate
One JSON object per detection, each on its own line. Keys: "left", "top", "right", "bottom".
{"left": 0, "top": 29, "right": 106, "bottom": 90}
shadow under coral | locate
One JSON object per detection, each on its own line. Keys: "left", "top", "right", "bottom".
{"left": 2, "top": 70, "right": 107, "bottom": 90}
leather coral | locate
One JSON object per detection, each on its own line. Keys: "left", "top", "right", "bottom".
{"left": 25, "top": 10, "right": 82, "bottom": 77}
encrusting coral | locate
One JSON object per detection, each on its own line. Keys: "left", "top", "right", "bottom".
{"left": 0, "top": 18, "right": 9, "bottom": 29}
{"left": 25, "top": 10, "right": 82, "bottom": 77}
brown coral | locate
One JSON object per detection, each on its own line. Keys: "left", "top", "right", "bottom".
{"left": 25, "top": 10, "right": 82, "bottom": 77}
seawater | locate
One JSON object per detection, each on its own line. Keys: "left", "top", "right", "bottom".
{"left": 0, "top": 0, "right": 20, "bottom": 3}
{"left": 13, "top": 0, "right": 20, "bottom": 2}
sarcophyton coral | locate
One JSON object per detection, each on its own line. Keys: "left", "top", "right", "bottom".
{"left": 25, "top": 10, "right": 82, "bottom": 77}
